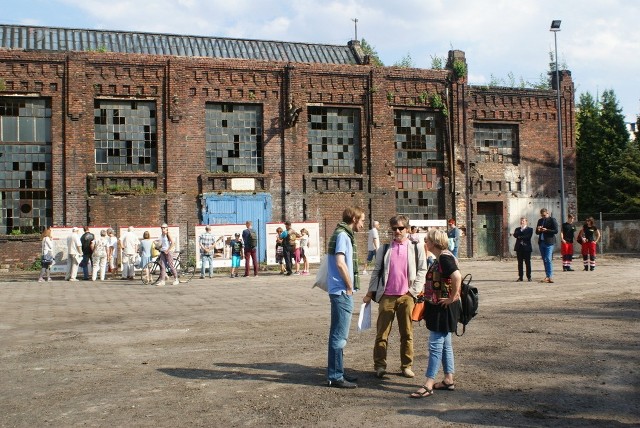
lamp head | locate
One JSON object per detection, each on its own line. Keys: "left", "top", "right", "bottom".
{"left": 550, "top": 20, "right": 561, "bottom": 31}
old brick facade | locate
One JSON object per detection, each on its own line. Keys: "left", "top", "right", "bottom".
{"left": 0, "top": 25, "right": 575, "bottom": 266}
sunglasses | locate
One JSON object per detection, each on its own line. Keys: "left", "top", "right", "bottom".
{"left": 391, "top": 226, "right": 406, "bottom": 231}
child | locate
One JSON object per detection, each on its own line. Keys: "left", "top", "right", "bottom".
{"left": 275, "top": 227, "right": 285, "bottom": 274}
{"left": 290, "top": 230, "right": 301, "bottom": 275}
{"left": 299, "top": 228, "right": 310, "bottom": 275}
{"left": 230, "top": 233, "right": 244, "bottom": 278}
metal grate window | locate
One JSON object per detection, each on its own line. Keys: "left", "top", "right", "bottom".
{"left": 473, "top": 123, "right": 519, "bottom": 164}
{"left": 205, "top": 103, "right": 263, "bottom": 173}
{"left": 0, "top": 97, "right": 52, "bottom": 234}
{"left": 394, "top": 110, "right": 444, "bottom": 220}
{"left": 307, "top": 107, "right": 361, "bottom": 174}
{"left": 93, "top": 100, "right": 157, "bottom": 172}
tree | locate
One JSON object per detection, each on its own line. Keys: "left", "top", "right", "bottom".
{"left": 394, "top": 52, "right": 415, "bottom": 68}
{"left": 359, "top": 38, "right": 383, "bottom": 66}
{"left": 602, "top": 141, "right": 640, "bottom": 212}
{"left": 576, "top": 92, "right": 603, "bottom": 213}
{"left": 576, "top": 89, "right": 632, "bottom": 214}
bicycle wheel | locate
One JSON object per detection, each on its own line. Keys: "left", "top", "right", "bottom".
{"left": 144, "top": 261, "right": 162, "bottom": 285}
{"left": 177, "top": 261, "right": 196, "bottom": 283}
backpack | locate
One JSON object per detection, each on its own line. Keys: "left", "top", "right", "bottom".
{"left": 455, "top": 273, "right": 478, "bottom": 336}
{"left": 248, "top": 229, "right": 258, "bottom": 249}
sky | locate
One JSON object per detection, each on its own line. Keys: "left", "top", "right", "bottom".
{"left": 3, "top": 0, "right": 639, "bottom": 123}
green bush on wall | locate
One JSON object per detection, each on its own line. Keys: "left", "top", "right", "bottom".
{"left": 453, "top": 59, "right": 467, "bottom": 80}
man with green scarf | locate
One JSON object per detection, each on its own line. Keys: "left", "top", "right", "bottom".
{"left": 326, "top": 206, "right": 365, "bottom": 389}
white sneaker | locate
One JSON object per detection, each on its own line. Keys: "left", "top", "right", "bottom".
{"left": 402, "top": 368, "right": 415, "bottom": 378}
{"left": 172, "top": 279, "right": 180, "bottom": 285}
{"left": 156, "top": 280, "right": 165, "bottom": 287}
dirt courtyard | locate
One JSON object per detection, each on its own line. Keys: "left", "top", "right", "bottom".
{"left": 1, "top": 257, "right": 639, "bottom": 427}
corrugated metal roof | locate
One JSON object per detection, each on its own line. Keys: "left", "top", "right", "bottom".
{"left": 0, "top": 24, "right": 360, "bottom": 65}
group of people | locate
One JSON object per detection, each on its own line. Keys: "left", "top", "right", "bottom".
{"left": 275, "top": 222, "right": 310, "bottom": 276}
{"left": 38, "top": 224, "right": 182, "bottom": 286}
{"left": 198, "top": 221, "right": 260, "bottom": 279}
{"left": 325, "top": 207, "right": 462, "bottom": 399}
{"left": 513, "top": 209, "right": 602, "bottom": 283}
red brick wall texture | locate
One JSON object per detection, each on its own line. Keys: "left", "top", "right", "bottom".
{"left": 0, "top": 48, "right": 575, "bottom": 264}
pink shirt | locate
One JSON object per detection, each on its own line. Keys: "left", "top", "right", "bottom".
{"left": 384, "top": 239, "right": 409, "bottom": 296}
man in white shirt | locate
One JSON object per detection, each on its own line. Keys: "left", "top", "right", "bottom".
{"left": 120, "top": 226, "right": 140, "bottom": 280}
{"left": 362, "top": 221, "right": 380, "bottom": 275}
{"left": 65, "top": 227, "right": 82, "bottom": 281}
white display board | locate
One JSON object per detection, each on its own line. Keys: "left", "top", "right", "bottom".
{"left": 194, "top": 224, "right": 246, "bottom": 269}
{"left": 266, "top": 222, "right": 321, "bottom": 265}
{"left": 49, "top": 226, "right": 110, "bottom": 273}
{"left": 194, "top": 222, "right": 321, "bottom": 268}
{"left": 406, "top": 219, "right": 448, "bottom": 244}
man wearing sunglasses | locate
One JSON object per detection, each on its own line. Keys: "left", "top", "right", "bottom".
{"left": 364, "top": 215, "right": 428, "bottom": 379}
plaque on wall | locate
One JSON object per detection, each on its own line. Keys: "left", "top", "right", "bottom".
{"left": 230, "top": 178, "right": 255, "bottom": 191}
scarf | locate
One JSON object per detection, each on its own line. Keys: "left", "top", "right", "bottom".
{"left": 327, "top": 222, "right": 360, "bottom": 291}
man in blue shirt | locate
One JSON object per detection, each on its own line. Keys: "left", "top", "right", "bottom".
{"left": 326, "top": 207, "right": 365, "bottom": 389}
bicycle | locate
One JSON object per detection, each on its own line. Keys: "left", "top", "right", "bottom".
{"left": 140, "top": 251, "right": 196, "bottom": 284}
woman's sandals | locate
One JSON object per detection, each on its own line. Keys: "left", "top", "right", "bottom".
{"left": 409, "top": 386, "right": 433, "bottom": 398}
{"left": 433, "top": 379, "right": 455, "bottom": 391}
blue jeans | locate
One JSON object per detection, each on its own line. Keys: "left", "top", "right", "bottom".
{"left": 539, "top": 242, "right": 554, "bottom": 278}
{"left": 426, "top": 330, "right": 455, "bottom": 380}
{"left": 327, "top": 293, "right": 353, "bottom": 382}
{"left": 80, "top": 254, "right": 92, "bottom": 279}
{"left": 201, "top": 254, "right": 213, "bottom": 277}
{"left": 451, "top": 247, "right": 459, "bottom": 258}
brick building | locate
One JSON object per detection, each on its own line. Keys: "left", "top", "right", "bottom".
{"left": 0, "top": 24, "right": 575, "bottom": 264}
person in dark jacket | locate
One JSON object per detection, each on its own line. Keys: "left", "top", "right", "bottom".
{"left": 535, "top": 208, "right": 559, "bottom": 283}
{"left": 513, "top": 217, "right": 533, "bottom": 282}
{"left": 560, "top": 214, "right": 577, "bottom": 271}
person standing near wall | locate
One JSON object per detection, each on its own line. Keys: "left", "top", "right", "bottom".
{"left": 513, "top": 217, "right": 533, "bottom": 282}
{"left": 326, "top": 207, "right": 365, "bottom": 389}
{"left": 560, "top": 214, "right": 577, "bottom": 271}
{"left": 79, "top": 226, "right": 94, "bottom": 280}
{"left": 281, "top": 221, "right": 293, "bottom": 276}
{"left": 38, "top": 227, "right": 54, "bottom": 282}
{"left": 157, "top": 223, "right": 179, "bottom": 286}
{"left": 577, "top": 217, "right": 601, "bottom": 271}
{"left": 120, "top": 226, "right": 140, "bottom": 280}
{"left": 242, "top": 221, "right": 259, "bottom": 277}
{"left": 230, "top": 232, "right": 244, "bottom": 278}
{"left": 65, "top": 227, "right": 82, "bottom": 281}
{"left": 91, "top": 230, "right": 109, "bottom": 281}
{"left": 362, "top": 221, "right": 380, "bottom": 275}
{"left": 535, "top": 208, "right": 559, "bottom": 283}
{"left": 447, "top": 219, "right": 462, "bottom": 258}
{"left": 199, "top": 226, "right": 216, "bottom": 279}
{"left": 106, "top": 228, "right": 118, "bottom": 279}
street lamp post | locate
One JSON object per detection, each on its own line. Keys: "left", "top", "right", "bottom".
{"left": 551, "top": 19, "right": 566, "bottom": 222}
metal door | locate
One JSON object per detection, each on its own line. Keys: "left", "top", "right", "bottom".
{"left": 476, "top": 202, "right": 503, "bottom": 257}
{"left": 201, "top": 193, "right": 272, "bottom": 262}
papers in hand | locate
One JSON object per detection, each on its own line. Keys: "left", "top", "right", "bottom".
{"left": 358, "top": 302, "right": 372, "bottom": 332}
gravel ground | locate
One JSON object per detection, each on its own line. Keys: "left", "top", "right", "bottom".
{"left": 1, "top": 257, "right": 639, "bottom": 427}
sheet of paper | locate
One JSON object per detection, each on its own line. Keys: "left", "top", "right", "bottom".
{"left": 357, "top": 302, "right": 372, "bottom": 332}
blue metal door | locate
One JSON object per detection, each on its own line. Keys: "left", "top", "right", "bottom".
{"left": 201, "top": 193, "right": 272, "bottom": 262}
